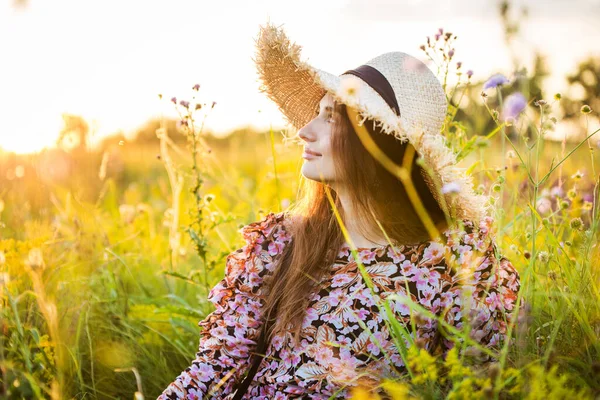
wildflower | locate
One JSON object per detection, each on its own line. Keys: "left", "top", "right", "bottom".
{"left": 179, "top": 100, "right": 190, "bottom": 108}
{"left": 548, "top": 271, "right": 557, "bottom": 280}
{"left": 438, "top": 28, "right": 443, "bottom": 35}
{"left": 195, "top": 103, "right": 202, "bottom": 110}
{"left": 483, "top": 73, "right": 510, "bottom": 90}
{"left": 192, "top": 83, "right": 200, "bottom": 91}
{"left": 25, "top": 248, "right": 45, "bottom": 272}
{"left": 534, "top": 99, "right": 547, "bottom": 107}
{"left": 492, "top": 183, "right": 502, "bottom": 192}
{"left": 442, "top": 181, "right": 461, "bottom": 194}
{"left": 119, "top": 204, "right": 137, "bottom": 224}
{"left": 567, "top": 189, "right": 577, "bottom": 200}
{"left": 419, "top": 44, "right": 426, "bottom": 51}
{"left": 456, "top": 61, "right": 462, "bottom": 69}
{"left": 537, "top": 251, "right": 549, "bottom": 263}
{"left": 524, "top": 251, "right": 531, "bottom": 259}
{"left": 583, "top": 201, "right": 593, "bottom": 210}
{"left": 435, "top": 33, "right": 441, "bottom": 41}
{"left": 501, "top": 92, "right": 527, "bottom": 123}
{"left": 170, "top": 97, "right": 177, "bottom": 104}
{"left": 506, "top": 150, "right": 516, "bottom": 159}
{"left": 560, "top": 201, "right": 570, "bottom": 210}
{"left": 448, "top": 49, "right": 455, "bottom": 58}
{"left": 570, "top": 217, "right": 583, "bottom": 230}
{"left": 536, "top": 198, "right": 552, "bottom": 215}
{"left": 554, "top": 93, "right": 562, "bottom": 100}
{"left": 466, "top": 70, "right": 473, "bottom": 79}
{"left": 571, "top": 170, "right": 584, "bottom": 180}
{"left": 581, "top": 105, "right": 592, "bottom": 114}
{"left": 550, "top": 186, "right": 564, "bottom": 198}
{"left": 211, "top": 101, "right": 217, "bottom": 109}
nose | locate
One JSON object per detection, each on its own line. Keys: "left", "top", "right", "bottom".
{"left": 298, "top": 123, "right": 316, "bottom": 143}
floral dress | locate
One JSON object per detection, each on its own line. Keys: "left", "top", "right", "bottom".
{"left": 158, "top": 211, "right": 521, "bottom": 399}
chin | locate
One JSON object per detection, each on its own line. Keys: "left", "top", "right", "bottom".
{"left": 301, "top": 165, "right": 333, "bottom": 183}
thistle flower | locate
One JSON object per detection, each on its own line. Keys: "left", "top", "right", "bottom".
{"left": 170, "top": 97, "right": 177, "bottom": 104}
{"left": 448, "top": 49, "right": 455, "bottom": 58}
{"left": 456, "top": 61, "right": 462, "bottom": 69}
{"left": 570, "top": 217, "right": 583, "bottom": 230}
{"left": 483, "top": 73, "right": 510, "bottom": 90}
{"left": 179, "top": 100, "right": 190, "bottom": 108}
{"left": 501, "top": 92, "right": 527, "bottom": 123}
{"left": 192, "top": 83, "right": 200, "bottom": 91}
{"left": 466, "top": 70, "right": 473, "bottom": 79}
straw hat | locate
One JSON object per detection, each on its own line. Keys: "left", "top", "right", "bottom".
{"left": 253, "top": 21, "right": 491, "bottom": 226}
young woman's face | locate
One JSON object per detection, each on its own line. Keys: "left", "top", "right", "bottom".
{"left": 298, "top": 93, "right": 338, "bottom": 183}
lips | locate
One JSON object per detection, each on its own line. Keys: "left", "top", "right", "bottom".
{"left": 304, "top": 148, "right": 322, "bottom": 156}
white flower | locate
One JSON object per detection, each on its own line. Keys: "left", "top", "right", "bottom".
{"left": 441, "top": 181, "right": 461, "bottom": 194}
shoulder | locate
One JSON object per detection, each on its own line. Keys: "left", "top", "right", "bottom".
{"left": 237, "top": 211, "right": 297, "bottom": 257}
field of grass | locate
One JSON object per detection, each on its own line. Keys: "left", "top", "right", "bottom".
{"left": 1, "top": 79, "right": 600, "bottom": 399}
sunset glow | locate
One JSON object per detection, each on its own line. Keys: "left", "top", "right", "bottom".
{"left": 1, "top": 0, "right": 598, "bottom": 154}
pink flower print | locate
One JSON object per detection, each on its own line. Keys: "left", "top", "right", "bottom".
{"left": 485, "top": 291, "right": 503, "bottom": 312}
{"left": 248, "top": 272, "right": 262, "bottom": 287}
{"left": 302, "top": 307, "right": 320, "bottom": 328}
{"left": 390, "top": 297, "right": 410, "bottom": 316}
{"left": 332, "top": 273, "right": 353, "bottom": 287}
{"left": 366, "top": 331, "right": 388, "bottom": 356}
{"left": 387, "top": 247, "right": 406, "bottom": 263}
{"left": 358, "top": 249, "right": 378, "bottom": 263}
{"left": 321, "top": 313, "right": 342, "bottom": 327}
{"left": 272, "top": 334, "right": 285, "bottom": 351}
{"left": 337, "top": 245, "right": 351, "bottom": 259}
{"left": 354, "top": 308, "right": 369, "bottom": 321}
{"left": 281, "top": 348, "right": 301, "bottom": 367}
{"left": 419, "top": 290, "right": 434, "bottom": 307}
{"left": 414, "top": 267, "right": 440, "bottom": 291}
{"left": 337, "top": 335, "right": 352, "bottom": 347}
{"left": 400, "top": 260, "right": 418, "bottom": 277}
{"left": 440, "top": 291, "right": 454, "bottom": 308}
{"left": 327, "top": 288, "right": 345, "bottom": 307}
{"left": 314, "top": 346, "right": 335, "bottom": 365}
{"left": 188, "top": 363, "right": 215, "bottom": 383}
{"left": 268, "top": 239, "right": 285, "bottom": 256}
{"left": 422, "top": 242, "right": 445, "bottom": 264}
{"left": 210, "top": 325, "right": 228, "bottom": 340}
{"left": 217, "top": 354, "right": 236, "bottom": 368}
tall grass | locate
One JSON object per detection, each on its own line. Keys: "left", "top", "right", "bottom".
{"left": 1, "top": 40, "right": 599, "bottom": 400}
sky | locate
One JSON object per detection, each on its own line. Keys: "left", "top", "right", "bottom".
{"left": 0, "top": 0, "right": 599, "bottom": 153}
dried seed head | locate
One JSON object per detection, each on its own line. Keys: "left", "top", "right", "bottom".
{"left": 581, "top": 105, "right": 592, "bottom": 114}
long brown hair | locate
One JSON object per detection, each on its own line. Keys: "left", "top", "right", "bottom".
{"left": 261, "top": 100, "right": 449, "bottom": 346}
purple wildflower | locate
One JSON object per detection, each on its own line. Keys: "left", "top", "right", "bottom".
{"left": 170, "top": 97, "right": 177, "bottom": 104}
{"left": 456, "top": 61, "right": 462, "bottom": 69}
{"left": 179, "top": 100, "right": 190, "bottom": 108}
{"left": 448, "top": 49, "right": 455, "bottom": 58}
{"left": 501, "top": 92, "right": 527, "bottom": 122}
{"left": 192, "top": 83, "right": 200, "bottom": 91}
{"left": 466, "top": 70, "right": 473, "bottom": 78}
{"left": 483, "top": 73, "right": 510, "bottom": 90}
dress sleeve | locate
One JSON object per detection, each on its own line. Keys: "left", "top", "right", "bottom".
{"left": 157, "top": 211, "right": 290, "bottom": 399}
{"left": 438, "top": 216, "right": 521, "bottom": 361}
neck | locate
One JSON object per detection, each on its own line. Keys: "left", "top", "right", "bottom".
{"left": 333, "top": 184, "right": 388, "bottom": 248}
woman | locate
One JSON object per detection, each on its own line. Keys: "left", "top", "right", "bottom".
{"left": 158, "top": 22, "right": 520, "bottom": 399}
